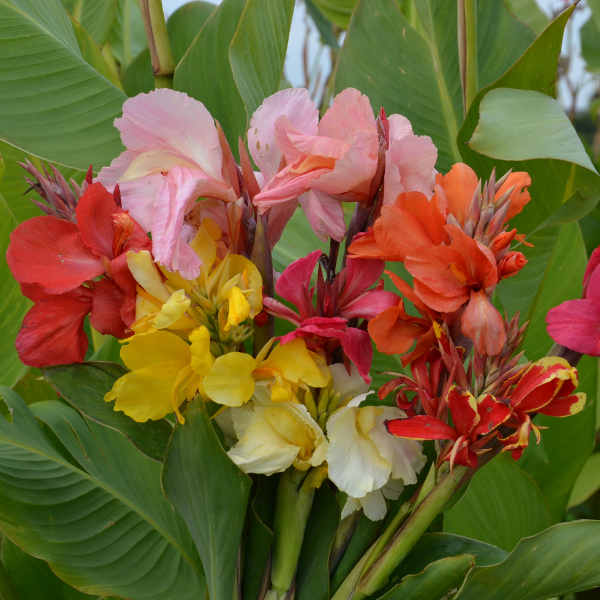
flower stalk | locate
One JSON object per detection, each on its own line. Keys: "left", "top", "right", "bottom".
{"left": 139, "top": 0, "right": 176, "bottom": 89}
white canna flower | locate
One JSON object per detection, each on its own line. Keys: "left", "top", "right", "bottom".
{"left": 226, "top": 387, "right": 328, "bottom": 475}
{"left": 326, "top": 390, "right": 426, "bottom": 521}
{"left": 341, "top": 479, "right": 404, "bottom": 521}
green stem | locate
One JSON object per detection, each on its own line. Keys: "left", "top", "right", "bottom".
{"left": 354, "top": 466, "right": 468, "bottom": 598}
{"left": 139, "top": 0, "right": 176, "bottom": 89}
{"left": 270, "top": 470, "right": 315, "bottom": 596}
{"left": 458, "top": 0, "right": 478, "bottom": 115}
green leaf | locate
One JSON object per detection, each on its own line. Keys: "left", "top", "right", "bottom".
{"left": 162, "top": 399, "right": 252, "bottom": 600}
{"left": 582, "top": 0, "right": 600, "bottom": 74}
{"left": 1, "top": 537, "right": 91, "bottom": 600}
{"left": 0, "top": 0, "right": 126, "bottom": 171}
{"left": 305, "top": 0, "right": 340, "bottom": 49}
{"left": 505, "top": 0, "right": 549, "bottom": 35}
{"left": 444, "top": 457, "right": 551, "bottom": 551}
{"left": 455, "top": 521, "right": 600, "bottom": 599}
{"left": 69, "top": 13, "right": 123, "bottom": 90}
{"left": 312, "top": 0, "right": 356, "bottom": 29}
{"left": 42, "top": 362, "right": 172, "bottom": 463}
{"left": 107, "top": 0, "right": 147, "bottom": 69}
{"left": 0, "top": 194, "right": 30, "bottom": 388}
{"left": 230, "top": 0, "right": 294, "bottom": 120}
{"left": 379, "top": 554, "right": 475, "bottom": 600}
{"left": 62, "top": 0, "right": 116, "bottom": 46}
{"left": 514, "top": 222, "right": 597, "bottom": 521}
{"left": 167, "top": 1, "right": 216, "bottom": 64}
{"left": 12, "top": 369, "right": 57, "bottom": 405}
{"left": 568, "top": 452, "right": 600, "bottom": 508}
{"left": 174, "top": 0, "right": 247, "bottom": 153}
{"left": 0, "top": 389, "right": 205, "bottom": 598}
{"left": 334, "top": 0, "right": 534, "bottom": 172}
{"left": 0, "top": 562, "right": 20, "bottom": 600}
{"left": 121, "top": 1, "right": 216, "bottom": 97}
{"left": 296, "top": 484, "right": 340, "bottom": 600}
{"left": 242, "top": 475, "right": 278, "bottom": 600}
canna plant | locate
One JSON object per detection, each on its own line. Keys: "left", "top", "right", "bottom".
{"left": 1, "top": 1, "right": 600, "bottom": 600}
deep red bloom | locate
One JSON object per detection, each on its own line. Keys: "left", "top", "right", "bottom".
{"left": 7, "top": 183, "right": 151, "bottom": 367}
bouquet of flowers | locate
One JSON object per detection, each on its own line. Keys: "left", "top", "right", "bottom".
{"left": 1, "top": 0, "right": 600, "bottom": 599}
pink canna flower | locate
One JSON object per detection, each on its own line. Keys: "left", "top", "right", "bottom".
{"left": 253, "top": 88, "right": 380, "bottom": 242}
{"left": 546, "top": 246, "right": 600, "bottom": 355}
{"left": 97, "top": 89, "right": 239, "bottom": 280}
{"left": 263, "top": 250, "right": 399, "bottom": 382}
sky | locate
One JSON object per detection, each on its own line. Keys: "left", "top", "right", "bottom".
{"left": 161, "top": 0, "right": 597, "bottom": 114}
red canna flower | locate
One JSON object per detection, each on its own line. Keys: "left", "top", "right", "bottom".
{"left": 7, "top": 182, "right": 151, "bottom": 367}
{"left": 498, "top": 357, "right": 586, "bottom": 459}
{"left": 546, "top": 246, "right": 600, "bottom": 356}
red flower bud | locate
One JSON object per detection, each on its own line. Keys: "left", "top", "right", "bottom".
{"left": 498, "top": 251, "right": 527, "bottom": 279}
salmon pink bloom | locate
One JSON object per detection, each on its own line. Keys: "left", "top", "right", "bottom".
{"left": 263, "top": 250, "right": 399, "bottom": 382}
{"left": 499, "top": 357, "right": 586, "bottom": 459}
{"left": 405, "top": 224, "right": 505, "bottom": 356}
{"left": 547, "top": 246, "right": 600, "bottom": 355}
{"left": 7, "top": 183, "right": 151, "bottom": 367}
{"left": 386, "top": 387, "right": 510, "bottom": 470}
{"left": 253, "top": 88, "right": 379, "bottom": 241}
{"left": 97, "top": 89, "right": 239, "bottom": 279}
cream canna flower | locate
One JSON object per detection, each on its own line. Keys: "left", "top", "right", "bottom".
{"left": 326, "top": 389, "right": 426, "bottom": 521}
{"left": 341, "top": 479, "right": 405, "bottom": 521}
{"left": 225, "top": 387, "right": 328, "bottom": 475}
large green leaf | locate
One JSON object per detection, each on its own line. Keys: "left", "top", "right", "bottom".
{"left": 455, "top": 521, "right": 600, "bottom": 599}
{"left": 514, "top": 222, "right": 597, "bottom": 521}
{"left": 569, "top": 452, "right": 600, "bottom": 508}
{"left": 0, "top": 194, "right": 30, "bottom": 388}
{"left": 296, "top": 485, "right": 340, "bottom": 600}
{"left": 379, "top": 554, "right": 475, "bottom": 600}
{"left": 229, "top": 0, "right": 294, "bottom": 120}
{"left": 505, "top": 0, "right": 549, "bottom": 35}
{"left": 162, "top": 399, "right": 252, "bottom": 600}
{"left": 107, "top": 0, "right": 147, "bottom": 69}
{"left": 0, "top": 0, "right": 126, "bottom": 171}
{"left": 1, "top": 537, "right": 91, "bottom": 600}
{"left": 444, "top": 456, "right": 551, "bottom": 551}
{"left": 42, "top": 362, "right": 172, "bottom": 463}
{"left": 313, "top": 0, "right": 355, "bottom": 29}
{"left": 0, "top": 560, "right": 19, "bottom": 600}
{"left": 62, "top": 0, "right": 116, "bottom": 46}
{"left": 582, "top": 0, "right": 600, "bottom": 74}
{"left": 0, "top": 388, "right": 205, "bottom": 598}
{"left": 174, "top": 0, "right": 247, "bottom": 153}
{"left": 334, "top": 0, "right": 534, "bottom": 172}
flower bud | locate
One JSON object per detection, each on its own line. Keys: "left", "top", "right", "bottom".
{"left": 498, "top": 251, "right": 527, "bottom": 279}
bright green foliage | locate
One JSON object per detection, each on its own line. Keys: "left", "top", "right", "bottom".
{"left": 42, "top": 362, "right": 173, "bottom": 463}
{"left": 230, "top": 0, "right": 295, "bottom": 119}
{"left": 62, "top": 0, "right": 116, "bottom": 46}
{"left": 582, "top": 0, "right": 600, "bottom": 73}
{"left": 162, "top": 400, "right": 252, "bottom": 600}
{"left": 0, "top": 0, "right": 126, "bottom": 171}
{"left": 312, "top": 0, "right": 356, "bottom": 29}
{"left": 569, "top": 452, "right": 600, "bottom": 507}
{"left": 108, "top": 0, "right": 147, "bottom": 69}
{"left": 455, "top": 521, "right": 600, "bottom": 599}
{"left": 505, "top": 0, "right": 549, "bottom": 35}
{"left": 444, "top": 457, "right": 551, "bottom": 551}
{"left": 0, "top": 388, "right": 205, "bottom": 599}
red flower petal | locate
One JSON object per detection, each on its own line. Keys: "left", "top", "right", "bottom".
{"left": 447, "top": 387, "right": 479, "bottom": 437}
{"left": 386, "top": 415, "right": 458, "bottom": 441}
{"left": 90, "top": 279, "right": 130, "bottom": 338}
{"left": 7, "top": 216, "right": 104, "bottom": 295}
{"left": 76, "top": 182, "right": 119, "bottom": 258}
{"left": 16, "top": 294, "right": 91, "bottom": 367}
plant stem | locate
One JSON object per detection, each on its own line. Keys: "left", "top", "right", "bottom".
{"left": 139, "top": 0, "right": 176, "bottom": 89}
{"left": 354, "top": 466, "right": 468, "bottom": 598}
{"left": 458, "top": 0, "right": 478, "bottom": 115}
{"left": 251, "top": 214, "right": 274, "bottom": 355}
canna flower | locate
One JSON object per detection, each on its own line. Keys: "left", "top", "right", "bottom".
{"left": 105, "top": 326, "right": 214, "bottom": 423}
{"left": 253, "top": 88, "right": 379, "bottom": 241}
{"left": 203, "top": 338, "right": 330, "bottom": 407}
{"left": 499, "top": 357, "right": 585, "bottom": 459}
{"left": 546, "top": 246, "right": 600, "bottom": 355}
{"left": 327, "top": 387, "right": 426, "bottom": 521}
{"left": 263, "top": 250, "right": 399, "bottom": 381}
{"left": 97, "top": 89, "right": 239, "bottom": 279}
{"left": 225, "top": 387, "right": 328, "bottom": 475}
{"left": 386, "top": 387, "right": 510, "bottom": 471}
{"left": 405, "top": 224, "right": 504, "bottom": 356}
{"left": 7, "top": 182, "right": 151, "bottom": 367}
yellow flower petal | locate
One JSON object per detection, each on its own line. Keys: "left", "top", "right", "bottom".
{"left": 203, "top": 352, "right": 257, "bottom": 406}
{"left": 225, "top": 286, "right": 250, "bottom": 330}
{"left": 120, "top": 330, "right": 191, "bottom": 371}
{"left": 127, "top": 250, "right": 170, "bottom": 302}
{"left": 121, "top": 150, "right": 198, "bottom": 182}
{"left": 189, "top": 326, "right": 214, "bottom": 375}
{"left": 190, "top": 224, "right": 217, "bottom": 279}
{"left": 228, "top": 255, "right": 263, "bottom": 315}
{"left": 154, "top": 289, "right": 191, "bottom": 329}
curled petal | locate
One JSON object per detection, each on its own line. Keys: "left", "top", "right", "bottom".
{"left": 460, "top": 289, "right": 506, "bottom": 357}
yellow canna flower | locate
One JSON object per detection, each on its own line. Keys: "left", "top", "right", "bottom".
{"left": 104, "top": 326, "right": 214, "bottom": 423}
{"left": 203, "top": 338, "right": 331, "bottom": 407}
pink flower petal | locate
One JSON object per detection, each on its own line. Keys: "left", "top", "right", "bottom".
{"left": 546, "top": 298, "right": 600, "bottom": 355}
{"left": 585, "top": 260, "right": 600, "bottom": 301}
{"left": 263, "top": 296, "right": 302, "bottom": 326}
{"left": 339, "top": 327, "right": 373, "bottom": 383}
{"left": 299, "top": 190, "right": 346, "bottom": 242}
{"left": 461, "top": 289, "right": 506, "bottom": 356}
{"left": 274, "top": 249, "right": 321, "bottom": 318}
{"left": 341, "top": 290, "right": 400, "bottom": 320}
{"left": 318, "top": 88, "right": 377, "bottom": 144}
{"left": 341, "top": 258, "right": 385, "bottom": 303}
{"left": 115, "top": 89, "right": 224, "bottom": 182}
{"left": 266, "top": 199, "right": 298, "bottom": 249}
{"left": 248, "top": 88, "right": 318, "bottom": 182}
